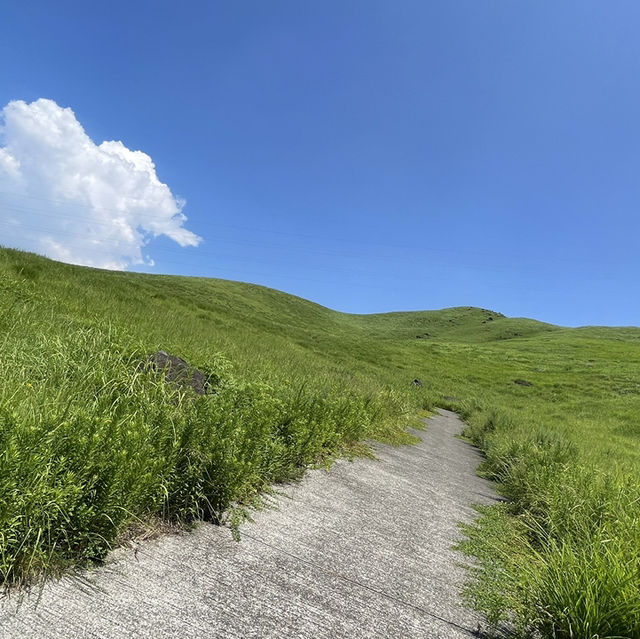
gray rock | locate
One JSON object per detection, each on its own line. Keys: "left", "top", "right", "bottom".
{"left": 148, "top": 351, "right": 207, "bottom": 395}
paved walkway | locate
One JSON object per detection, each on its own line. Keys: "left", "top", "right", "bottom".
{"left": 0, "top": 410, "right": 499, "bottom": 638}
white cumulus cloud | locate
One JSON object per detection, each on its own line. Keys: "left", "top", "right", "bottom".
{"left": 0, "top": 98, "right": 201, "bottom": 269}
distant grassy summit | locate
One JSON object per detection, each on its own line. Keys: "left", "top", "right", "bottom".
{"left": 1, "top": 247, "right": 640, "bottom": 636}
{"left": 349, "top": 306, "right": 558, "bottom": 342}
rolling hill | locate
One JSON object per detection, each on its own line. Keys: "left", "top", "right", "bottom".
{"left": 1, "top": 246, "right": 639, "bottom": 637}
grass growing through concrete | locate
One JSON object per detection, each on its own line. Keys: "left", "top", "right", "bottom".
{"left": 1, "top": 247, "right": 640, "bottom": 637}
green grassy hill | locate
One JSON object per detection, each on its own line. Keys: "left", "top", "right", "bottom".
{"left": 2, "top": 247, "right": 639, "bottom": 637}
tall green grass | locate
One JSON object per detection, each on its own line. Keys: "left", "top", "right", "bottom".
{"left": 0, "top": 318, "right": 415, "bottom": 585}
{"left": 459, "top": 408, "right": 640, "bottom": 638}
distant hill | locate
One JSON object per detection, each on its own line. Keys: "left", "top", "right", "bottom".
{"left": 1, "top": 246, "right": 561, "bottom": 348}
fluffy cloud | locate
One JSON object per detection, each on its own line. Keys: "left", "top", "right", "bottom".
{"left": 0, "top": 98, "right": 201, "bottom": 269}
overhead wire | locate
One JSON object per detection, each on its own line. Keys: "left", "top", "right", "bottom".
{"left": 0, "top": 189, "right": 622, "bottom": 286}
{"left": 0, "top": 188, "right": 603, "bottom": 268}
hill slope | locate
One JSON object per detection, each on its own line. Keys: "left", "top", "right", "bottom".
{"left": 1, "top": 247, "right": 640, "bottom": 636}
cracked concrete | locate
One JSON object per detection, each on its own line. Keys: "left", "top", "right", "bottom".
{"left": 0, "top": 409, "right": 499, "bottom": 638}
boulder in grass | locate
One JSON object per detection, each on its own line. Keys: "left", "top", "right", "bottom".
{"left": 513, "top": 379, "right": 533, "bottom": 387}
{"left": 148, "top": 351, "right": 208, "bottom": 395}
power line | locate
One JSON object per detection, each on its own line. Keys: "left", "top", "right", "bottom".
{"left": 0, "top": 188, "right": 604, "bottom": 269}
{"left": 1, "top": 190, "right": 631, "bottom": 277}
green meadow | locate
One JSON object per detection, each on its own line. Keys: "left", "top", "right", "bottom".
{"left": 1, "top": 246, "right": 639, "bottom": 638}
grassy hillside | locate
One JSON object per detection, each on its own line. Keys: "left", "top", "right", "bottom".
{"left": 1, "top": 247, "right": 639, "bottom": 637}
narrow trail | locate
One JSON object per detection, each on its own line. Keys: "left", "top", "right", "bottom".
{"left": 1, "top": 410, "right": 500, "bottom": 638}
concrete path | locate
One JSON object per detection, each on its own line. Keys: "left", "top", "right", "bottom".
{"left": 0, "top": 410, "right": 499, "bottom": 639}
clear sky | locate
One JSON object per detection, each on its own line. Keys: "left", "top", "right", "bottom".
{"left": 1, "top": 1, "right": 639, "bottom": 327}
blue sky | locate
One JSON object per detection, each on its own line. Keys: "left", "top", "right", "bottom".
{"left": 1, "top": 1, "right": 639, "bottom": 326}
